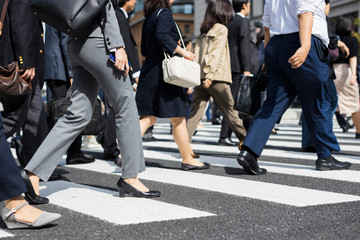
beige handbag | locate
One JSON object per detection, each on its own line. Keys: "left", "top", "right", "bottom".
{"left": 162, "top": 23, "right": 200, "bottom": 88}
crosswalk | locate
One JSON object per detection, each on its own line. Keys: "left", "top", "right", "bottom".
{"left": 1, "top": 113, "right": 360, "bottom": 238}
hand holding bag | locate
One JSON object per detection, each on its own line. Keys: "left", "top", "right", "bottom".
{"left": 30, "top": 0, "right": 108, "bottom": 39}
{"left": 0, "top": 0, "right": 32, "bottom": 97}
{"left": 234, "top": 67, "right": 268, "bottom": 119}
{"left": 159, "top": 10, "right": 200, "bottom": 88}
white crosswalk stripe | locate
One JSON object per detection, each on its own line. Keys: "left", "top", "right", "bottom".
{"left": 0, "top": 230, "right": 13, "bottom": 238}
{"left": 5, "top": 115, "right": 360, "bottom": 236}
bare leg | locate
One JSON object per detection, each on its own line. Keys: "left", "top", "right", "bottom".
{"left": 352, "top": 111, "right": 360, "bottom": 134}
{"left": 4, "top": 195, "right": 42, "bottom": 223}
{"left": 139, "top": 116, "right": 157, "bottom": 136}
{"left": 123, "top": 177, "right": 149, "bottom": 192}
{"left": 170, "top": 117, "right": 204, "bottom": 166}
{"left": 27, "top": 171, "right": 40, "bottom": 195}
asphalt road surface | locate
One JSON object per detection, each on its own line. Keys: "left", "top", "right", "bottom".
{"left": 1, "top": 112, "right": 359, "bottom": 239}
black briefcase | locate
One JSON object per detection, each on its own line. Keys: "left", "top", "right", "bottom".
{"left": 234, "top": 68, "right": 268, "bottom": 119}
{"left": 48, "top": 97, "right": 104, "bottom": 135}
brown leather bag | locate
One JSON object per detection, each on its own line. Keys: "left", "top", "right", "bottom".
{"left": 0, "top": 0, "right": 32, "bottom": 97}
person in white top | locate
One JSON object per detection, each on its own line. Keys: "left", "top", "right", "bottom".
{"left": 236, "top": 0, "right": 351, "bottom": 174}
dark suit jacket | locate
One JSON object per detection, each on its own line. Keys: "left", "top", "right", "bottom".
{"left": 227, "top": 14, "right": 251, "bottom": 74}
{"left": 115, "top": 8, "right": 140, "bottom": 77}
{"left": 44, "top": 25, "right": 73, "bottom": 82}
{"left": 0, "top": 0, "right": 44, "bottom": 69}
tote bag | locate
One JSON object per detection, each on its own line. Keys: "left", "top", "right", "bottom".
{"left": 30, "top": 0, "right": 108, "bottom": 39}
{"left": 157, "top": 9, "right": 200, "bottom": 88}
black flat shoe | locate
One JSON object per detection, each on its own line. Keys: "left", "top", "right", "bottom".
{"left": 237, "top": 150, "right": 267, "bottom": 175}
{"left": 181, "top": 162, "right": 210, "bottom": 171}
{"left": 117, "top": 178, "right": 160, "bottom": 198}
{"left": 20, "top": 170, "right": 49, "bottom": 205}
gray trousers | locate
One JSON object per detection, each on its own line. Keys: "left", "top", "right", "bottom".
{"left": 25, "top": 37, "right": 145, "bottom": 181}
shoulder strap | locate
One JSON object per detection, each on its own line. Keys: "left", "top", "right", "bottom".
{"left": 156, "top": 8, "right": 185, "bottom": 49}
{"left": 0, "top": 0, "right": 9, "bottom": 36}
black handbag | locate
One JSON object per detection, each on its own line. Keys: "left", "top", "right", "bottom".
{"left": 30, "top": 0, "right": 108, "bottom": 39}
{"left": 234, "top": 67, "right": 268, "bottom": 119}
{"left": 48, "top": 97, "right": 105, "bottom": 135}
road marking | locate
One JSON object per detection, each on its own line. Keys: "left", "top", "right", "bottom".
{"left": 64, "top": 160, "right": 360, "bottom": 207}
{"left": 39, "top": 181, "right": 215, "bottom": 225}
{"left": 142, "top": 141, "right": 360, "bottom": 164}
{"left": 0, "top": 230, "right": 13, "bottom": 238}
{"left": 139, "top": 150, "right": 360, "bottom": 183}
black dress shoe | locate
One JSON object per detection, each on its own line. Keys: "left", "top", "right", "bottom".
{"left": 117, "top": 178, "right": 160, "bottom": 198}
{"left": 20, "top": 170, "right": 49, "bottom": 205}
{"left": 237, "top": 150, "right": 267, "bottom": 175}
{"left": 181, "top": 162, "right": 210, "bottom": 171}
{"left": 66, "top": 152, "right": 95, "bottom": 165}
{"left": 103, "top": 148, "right": 120, "bottom": 160}
{"left": 218, "top": 137, "right": 237, "bottom": 146}
{"left": 114, "top": 155, "right": 122, "bottom": 167}
{"left": 315, "top": 155, "right": 351, "bottom": 171}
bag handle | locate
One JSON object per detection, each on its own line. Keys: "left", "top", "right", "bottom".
{"left": 0, "top": 0, "right": 9, "bottom": 36}
{"left": 156, "top": 8, "right": 186, "bottom": 59}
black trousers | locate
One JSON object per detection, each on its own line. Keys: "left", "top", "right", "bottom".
{"left": 47, "top": 80, "right": 82, "bottom": 156}
{"left": 1, "top": 74, "right": 48, "bottom": 167}
{"left": 103, "top": 96, "right": 119, "bottom": 154}
{"left": 0, "top": 113, "right": 27, "bottom": 201}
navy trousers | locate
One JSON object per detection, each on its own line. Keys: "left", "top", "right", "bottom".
{"left": 0, "top": 113, "right": 27, "bottom": 201}
{"left": 243, "top": 33, "right": 340, "bottom": 159}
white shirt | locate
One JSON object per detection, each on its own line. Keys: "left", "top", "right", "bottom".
{"left": 263, "top": 0, "right": 329, "bottom": 46}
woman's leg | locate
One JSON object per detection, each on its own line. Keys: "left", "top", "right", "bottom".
{"left": 352, "top": 111, "right": 360, "bottom": 134}
{"left": 139, "top": 116, "right": 157, "bottom": 136}
{"left": 68, "top": 38, "right": 149, "bottom": 191}
{"left": 208, "top": 82, "right": 246, "bottom": 142}
{"left": 26, "top": 66, "right": 100, "bottom": 192}
{"left": 186, "top": 86, "right": 211, "bottom": 141}
{"left": 170, "top": 117, "right": 204, "bottom": 166}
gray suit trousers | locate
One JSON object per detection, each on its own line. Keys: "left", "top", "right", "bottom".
{"left": 25, "top": 36, "right": 146, "bottom": 181}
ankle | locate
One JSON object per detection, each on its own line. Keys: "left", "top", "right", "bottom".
{"left": 4, "top": 197, "right": 27, "bottom": 210}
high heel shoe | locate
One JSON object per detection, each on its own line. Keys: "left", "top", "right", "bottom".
{"left": 2, "top": 202, "right": 61, "bottom": 229}
{"left": 116, "top": 178, "right": 161, "bottom": 198}
{"left": 20, "top": 170, "right": 49, "bottom": 205}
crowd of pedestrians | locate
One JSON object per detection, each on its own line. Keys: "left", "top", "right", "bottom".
{"left": 0, "top": 0, "right": 359, "bottom": 230}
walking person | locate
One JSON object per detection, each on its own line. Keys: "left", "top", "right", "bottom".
{"left": 218, "top": 0, "right": 255, "bottom": 146}
{"left": 332, "top": 17, "right": 360, "bottom": 139}
{"left": 45, "top": 24, "right": 95, "bottom": 165}
{"left": 136, "top": 0, "right": 209, "bottom": 170}
{"left": 0, "top": 0, "right": 50, "bottom": 204}
{"left": 24, "top": 0, "right": 160, "bottom": 198}
{"left": 237, "top": 0, "right": 351, "bottom": 175}
{"left": 98, "top": 0, "right": 141, "bottom": 163}
{"left": 186, "top": 0, "right": 247, "bottom": 152}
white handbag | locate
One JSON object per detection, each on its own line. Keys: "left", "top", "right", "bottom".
{"left": 161, "top": 22, "right": 201, "bottom": 88}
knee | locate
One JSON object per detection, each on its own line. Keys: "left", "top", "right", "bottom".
{"left": 170, "top": 117, "right": 185, "bottom": 127}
